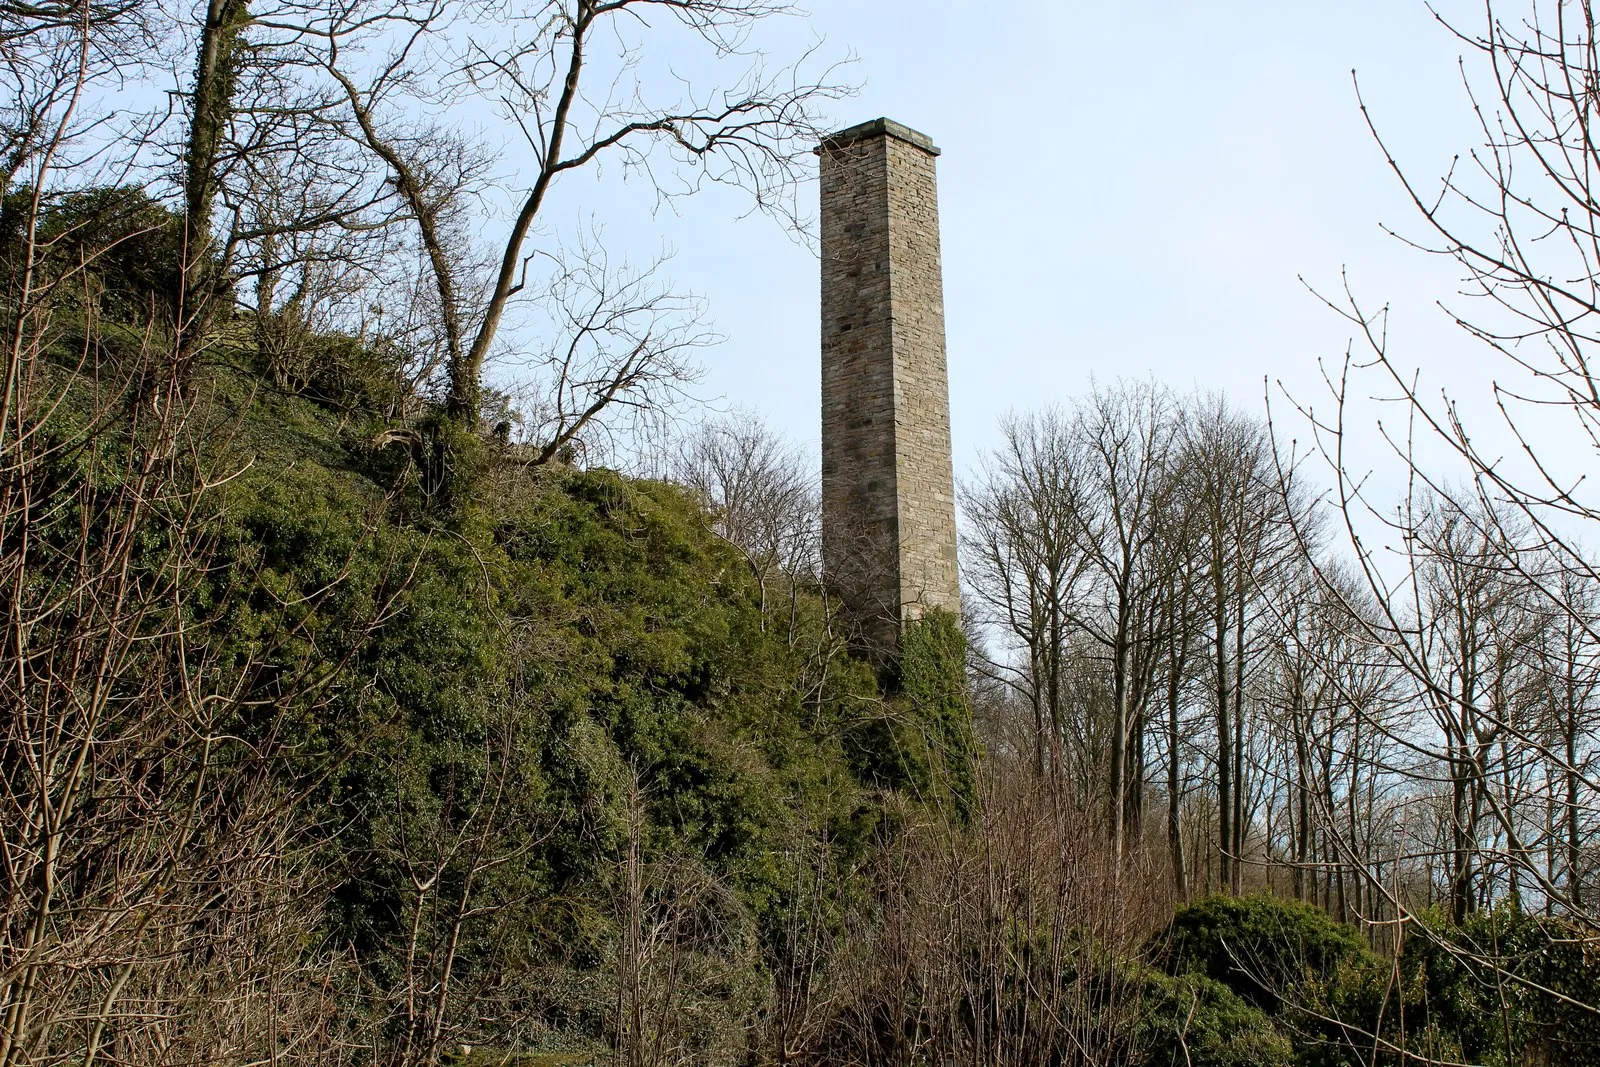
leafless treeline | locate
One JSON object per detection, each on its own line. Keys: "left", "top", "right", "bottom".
{"left": 957, "top": 12, "right": 1600, "bottom": 1003}
{"left": 962, "top": 377, "right": 1600, "bottom": 940}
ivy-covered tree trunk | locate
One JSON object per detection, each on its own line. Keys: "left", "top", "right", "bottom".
{"left": 175, "top": 0, "right": 249, "bottom": 371}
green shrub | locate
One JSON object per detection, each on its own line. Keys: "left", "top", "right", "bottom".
{"left": 0, "top": 184, "right": 183, "bottom": 321}
{"left": 1403, "top": 908, "right": 1600, "bottom": 1067}
{"left": 1152, "top": 895, "right": 1391, "bottom": 1066}
{"left": 1154, "top": 894, "right": 1368, "bottom": 1014}
{"left": 1137, "top": 968, "right": 1294, "bottom": 1067}
{"left": 210, "top": 424, "right": 894, "bottom": 1049}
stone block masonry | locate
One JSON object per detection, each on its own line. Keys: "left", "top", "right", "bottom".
{"left": 818, "top": 118, "right": 961, "bottom": 658}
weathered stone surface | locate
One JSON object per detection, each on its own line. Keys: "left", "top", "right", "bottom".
{"left": 818, "top": 118, "right": 960, "bottom": 657}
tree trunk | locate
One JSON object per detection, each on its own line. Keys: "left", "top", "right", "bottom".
{"left": 1167, "top": 649, "right": 1188, "bottom": 900}
{"left": 1451, "top": 746, "right": 1473, "bottom": 925}
{"left": 176, "top": 0, "right": 248, "bottom": 369}
{"left": 1214, "top": 574, "right": 1232, "bottom": 893}
{"left": 1566, "top": 660, "right": 1583, "bottom": 908}
{"left": 1109, "top": 635, "right": 1128, "bottom": 864}
{"left": 1231, "top": 587, "right": 1246, "bottom": 894}
{"left": 1293, "top": 693, "right": 1310, "bottom": 902}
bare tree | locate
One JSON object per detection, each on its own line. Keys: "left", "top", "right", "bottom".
{"left": 1184, "top": 394, "right": 1300, "bottom": 893}
{"left": 675, "top": 410, "right": 817, "bottom": 624}
{"left": 0, "top": 149, "right": 369, "bottom": 1067}
{"left": 291, "top": 0, "right": 849, "bottom": 472}
{"left": 807, "top": 768, "right": 1167, "bottom": 1067}
{"left": 609, "top": 769, "right": 761, "bottom": 1067}
{"left": 1528, "top": 566, "right": 1600, "bottom": 909}
{"left": 0, "top": 10, "right": 418, "bottom": 1062}
{"left": 509, "top": 243, "right": 714, "bottom": 467}
{"left": 963, "top": 384, "right": 1183, "bottom": 864}
{"left": 1255, "top": 2, "right": 1600, "bottom": 1045}
{"left": 162, "top": 0, "right": 405, "bottom": 394}
{"left": 1067, "top": 382, "right": 1181, "bottom": 864}
{"left": 1149, "top": 460, "right": 1206, "bottom": 900}
{"left": 962, "top": 407, "right": 1087, "bottom": 780}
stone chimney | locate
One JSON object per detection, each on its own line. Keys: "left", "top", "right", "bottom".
{"left": 817, "top": 118, "right": 960, "bottom": 657}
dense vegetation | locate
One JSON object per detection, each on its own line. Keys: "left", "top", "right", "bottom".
{"left": 5, "top": 179, "right": 1595, "bottom": 1067}
{"left": 7, "top": 197, "right": 921, "bottom": 1054}
{"left": 6, "top": 1, "right": 1600, "bottom": 1064}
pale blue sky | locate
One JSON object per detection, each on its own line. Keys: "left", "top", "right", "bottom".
{"left": 547, "top": 0, "right": 1509, "bottom": 492}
